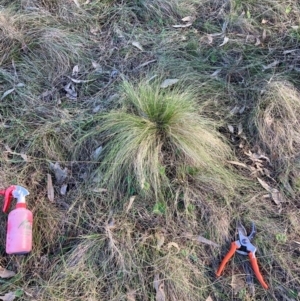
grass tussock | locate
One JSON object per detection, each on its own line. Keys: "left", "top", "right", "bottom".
{"left": 79, "top": 81, "right": 236, "bottom": 199}
{"left": 254, "top": 80, "right": 300, "bottom": 190}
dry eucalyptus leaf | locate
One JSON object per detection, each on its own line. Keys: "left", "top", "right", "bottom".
{"left": 1, "top": 88, "right": 15, "bottom": 101}
{"left": 0, "top": 267, "right": 16, "bottom": 279}
{"left": 72, "top": 0, "right": 80, "bottom": 8}
{"left": 126, "top": 195, "right": 136, "bottom": 213}
{"left": 262, "top": 60, "right": 280, "bottom": 70}
{"left": 156, "top": 282, "right": 165, "bottom": 301}
{"left": 237, "top": 123, "right": 243, "bottom": 135}
{"left": 160, "top": 79, "right": 179, "bottom": 88}
{"left": 172, "top": 23, "right": 192, "bottom": 28}
{"left": 64, "top": 82, "right": 77, "bottom": 99}
{"left": 69, "top": 77, "right": 95, "bottom": 84}
{"left": 181, "top": 16, "right": 193, "bottom": 22}
{"left": 92, "top": 188, "right": 107, "bottom": 193}
{"left": 211, "top": 69, "right": 222, "bottom": 77}
{"left": 231, "top": 275, "right": 246, "bottom": 295}
{"left": 126, "top": 289, "right": 136, "bottom": 301}
{"left": 91, "top": 146, "right": 103, "bottom": 160}
{"left": 206, "top": 296, "right": 214, "bottom": 301}
{"left": 20, "top": 153, "right": 28, "bottom": 162}
{"left": 219, "top": 36, "right": 229, "bottom": 47}
{"left": 167, "top": 242, "right": 180, "bottom": 252}
{"left": 257, "top": 178, "right": 283, "bottom": 205}
{"left": 47, "top": 174, "right": 54, "bottom": 203}
{"left": 72, "top": 65, "right": 79, "bottom": 77}
{"left": 92, "top": 61, "right": 102, "bottom": 72}
{"left": 155, "top": 232, "right": 165, "bottom": 250}
{"left": 0, "top": 292, "right": 16, "bottom": 301}
{"left": 153, "top": 274, "right": 165, "bottom": 301}
{"left": 197, "top": 236, "right": 219, "bottom": 247}
{"left": 257, "top": 177, "right": 273, "bottom": 193}
{"left": 50, "top": 162, "right": 68, "bottom": 184}
{"left": 228, "top": 124, "right": 234, "bottom": 133}
{"left": 131, "top": 41, "right": 144, "bottom": 51}
{"left": 228, "top": 161, "right": 250, "bottom": 170}
{"left": 60, "top": 184, "right": 67, "bottom": 196}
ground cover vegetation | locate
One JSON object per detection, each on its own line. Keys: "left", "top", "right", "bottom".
{"left": 0, "top": 0, "right": 300, "bottom": 300}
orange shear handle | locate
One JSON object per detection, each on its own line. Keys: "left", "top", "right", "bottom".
{"left": 249, "top": 252, "right": 269, "bottom": 289}
{"left": 216, "top": 242, "right": 238, "bottom": 277}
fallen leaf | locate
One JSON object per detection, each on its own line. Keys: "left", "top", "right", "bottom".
{"left": 92, "top": 188, "right": 108, "bottom": 193}
{"left": 47, "top": 174, "right": 54, "bottom": 203}
{"left": 227, "top": 161, "right": 250, "bottom": 170}
{"left": 0, "top": 267, "right": 16, "bottom": 278}
{"left": 126, "top": 195, "right": 136, "bottom": 213}
{"left": 230, "top": 105, "right": 239, "bottom": 115}
{"left": 181, "top": 16, "right": 193, "bottom": 22}
{"left": 283, "top": 49, "right": 298, "bottom": 55}
{"left": 64, "top": 82, "right": 77, "bottom": 100}
{"left": 135, "top": 59, "right": 157, "bottom": 69}
{"left": 167, "top": 242, "right": 180, "bottom": 252}
{"left": 153, "top": 274, "right": 160, "bottom": 291}
{"left": 50, "top": 162, "right": 68, "bottom": 184}
{"left": 153, "top": 274, "right": 165, "bottom": 301}
{"left": 126, "top": 289, "right": 136, "bottom": 301}
{"left": 16, "top": 83, "right": 25, "bottom": 87}
{"left": 237, "top": 123, "right": 243, "bottom": 135}
{"left": 155, "top": 232, "right": 165, "bottom": 250}
{"left": 239, "top": 105, "right": 246, "bottom": 114}
{"left": 255, "top": 37, "right": 261, "bottom": 46}
{"left": 219, "top": 36, "right": 229, "bottom": 47}
{"left": 228, "top": 124, "right": 234, "bottom": 133}
{"left": 257, "top": 177, "right": 283, "bottom": 205}
{"left": 131, "top": 41, "right": 144, "bottom": 51}
{"left": 69, "top": 77, "right": 95, "bottom": 84}
{"left": 40, "top": 89, "right": 55, "bottom": 101}
{"left": 231, "top": 275, "right": 246, "bottom": 295}
{"left": 91, "top": 146, "right": 103, "bottom": 160}
{"left": 60, "top": 184, "right": 67, "bottom": 196}
{"left": 156, "top": 282, "right": 165, "bottom": 301}
{"left": 261, "top": 19, "right": 268, "bottom": 24}
{"left": 294, "top": 241, "right": 300, "bottom": 245}
{"left": 93, "top": 105, "right": 101, "bottom": 113}
{"left": 20, "top": 153, "right": 28, "bottom": 162}
{"left": 1, "top": 88, "right": 15, "bottom": 101}
{"left": 72, "top": 0, "right": 80, "bottom": 7}
{"left": 211, "top": 69, "right": 222, "bottom": 77}
{"left": 206, "top": 296, "right": 214, "bottom": 301}
{"left": 172, "top": 23, "right": 192, "bottom": 28}
{"left": 92, "top": 61, "right": 102, "bottom": 72}
{"left": 160, "top": 79, "right": 179, "bottom": 88}
{"left": 72, "top": 65, "right": 79, "bottom": 77}
{"left": 4, "top": 145, "right": 12, "bottom": 152}
{"left": 262, "top": 29, "right": 267, "bottom": 41}
{"left": 197, "top": 236, "right": 219, "bottom": 247}
{"left": 262, "top": 60, "right": 279, "bottom": 70}
{"left": 257, "top": 177, "right": 273, "bottom": 192}
{"left": 0, "top": 292, "right": 16, "bottom": 301}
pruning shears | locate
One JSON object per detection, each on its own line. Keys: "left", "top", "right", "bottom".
{"left": 216, "top": 222, "right": 269, "bottom": 289}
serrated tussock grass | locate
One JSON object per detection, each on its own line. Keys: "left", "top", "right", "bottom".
{"left": 253, "top": 80, "right": 300, "bottom": 191}
{"left": 80, "top": 81, "right": 237, "bottom": 199}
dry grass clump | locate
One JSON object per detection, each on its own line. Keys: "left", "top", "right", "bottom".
{"left": 78, "top": 81, "right": 236, "bottom": 199}
{"left": 254, "top": 80, "right": 300, "bottom": 190}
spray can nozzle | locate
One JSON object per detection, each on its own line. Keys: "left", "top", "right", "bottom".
{"left": 0, "top": 185, "right": 29, "bottom": 213}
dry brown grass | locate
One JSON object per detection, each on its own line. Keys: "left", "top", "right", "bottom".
{"left": 254, "top": 80, "right": 300, "bottom": 192}
{"left": 1, "top": 0, "right": 300, "bottom": 300}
